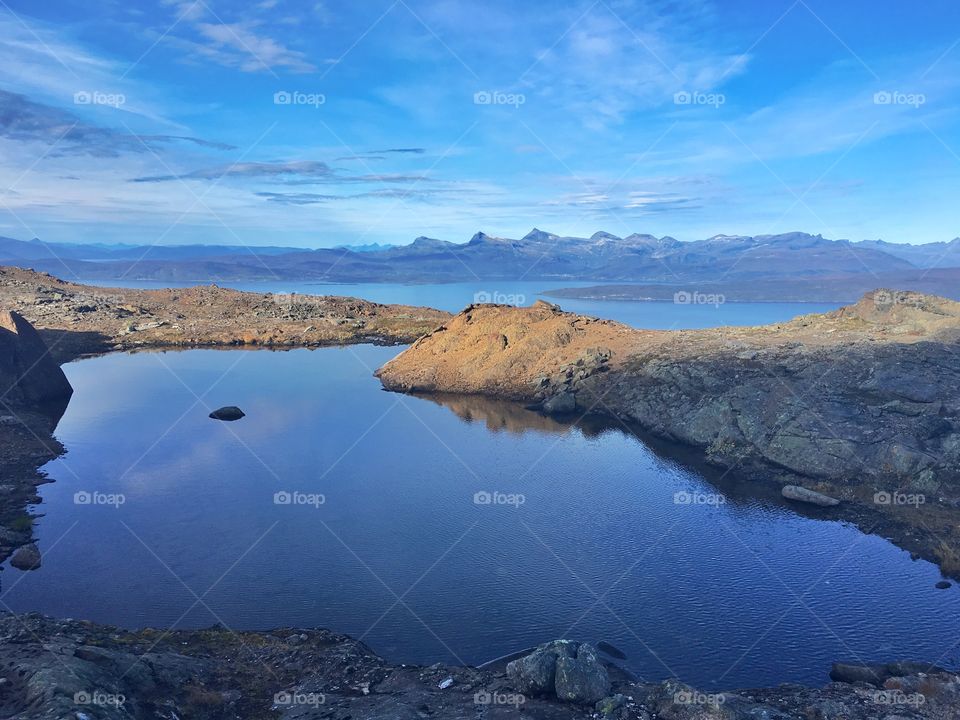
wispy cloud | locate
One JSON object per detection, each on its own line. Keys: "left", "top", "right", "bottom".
{"left": 0, "top": 90, "right": 233, "bottom": 157}
{"left": 130, "top": 160, "right": 433, "bottom": 184}
{"left": 158, "top": 1, "right": 327, "bottom": 73}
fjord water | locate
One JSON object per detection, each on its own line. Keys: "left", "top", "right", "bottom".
{"left": 84, "top": 278, "right": 839, "bottom": 328}
{"left": 4, "top": 345, "right": 959, "bottom": 689}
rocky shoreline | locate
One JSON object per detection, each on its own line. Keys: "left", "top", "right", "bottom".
{"left": 376, "top": 292, "right": 960, "bottom": 580}
{"left": 0, "top": 266, "right": 450, "bottom": 364}
{"left": 2, "top": 612, "right": 957, "bottom": 719}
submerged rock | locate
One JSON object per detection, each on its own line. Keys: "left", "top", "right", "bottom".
{"left": 543, "top": 391, "right": 576, "bottom": 415}
{"left": 209, "top": 406, "right": 245, "bottom": 421}
{"left": 9, "top": 542, "right": 41, "bottom": 570}
{"left": 597, "top": 641, "right": 627, "bottom": 660}
{"left": 781, "top": 485, "right": 840, "bottom": 507}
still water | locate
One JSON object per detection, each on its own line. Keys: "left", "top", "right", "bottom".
{"left": 3, "top": 345, "right": 958, "bottom": 689}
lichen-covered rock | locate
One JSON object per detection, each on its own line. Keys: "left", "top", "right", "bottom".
{"left": 506, "top": 640, "right": 576, "bottom": 696}
{"left": 554, "top": 643, "right": 610, "bottom": 704}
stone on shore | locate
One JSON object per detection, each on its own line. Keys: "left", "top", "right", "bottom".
{"left": 781, "top": 485, "right": 840, "bottom": 507}
{"left": 554, "top": 643, "right": 611, "bottom": 704}
{"left": 209, "top": 406, "right": 245, "bottom": 421}
{"left": 507, "top": 640, "right": 610, "bottom": 704}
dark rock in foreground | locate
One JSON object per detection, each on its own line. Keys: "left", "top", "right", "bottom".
{"left": 2, "top": 613, "right": 958, "bottom": 719}
{"left": 0, "top": 310, "right": 73, "bottom": 406}
{"left": 209, "top": 406, "right": 245, "bottom": 421}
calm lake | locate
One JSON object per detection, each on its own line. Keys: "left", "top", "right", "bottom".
{"left": 4, "top": 340, "right": 959, "bottom": 689}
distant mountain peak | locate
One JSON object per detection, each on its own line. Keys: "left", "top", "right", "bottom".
{"left": 521, "top": 228, "right": 559, "bottom": 242}
{"left": 590, "top": 231, "right": 622, "bottom": 242}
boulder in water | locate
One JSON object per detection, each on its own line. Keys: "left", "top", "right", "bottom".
{"left": 10, "top": 543, "right": 41, "bottom": 570}
{"left": 209, "top": 406, "right": 245, "bottom": 421}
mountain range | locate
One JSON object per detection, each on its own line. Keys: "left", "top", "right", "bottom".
{"left": 2, "top": 230, "right": 959, "bottom": 286}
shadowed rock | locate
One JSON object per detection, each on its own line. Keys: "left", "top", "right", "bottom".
{"left": 0, "top": 310, "right": 73, "bottom": 407}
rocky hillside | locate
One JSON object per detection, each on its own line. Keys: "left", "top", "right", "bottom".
{"left": 0, "top": 266, "right": 450, "bottom": 362}
{"left": 2, "top": 613, "right": 957, "bottom": 719}
{"left": 377, "top": 292, "right": 960, "bottom": 576}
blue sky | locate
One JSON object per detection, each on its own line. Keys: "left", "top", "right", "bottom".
{"left": 0, "top": 0, "right": 958, "bottom": 247}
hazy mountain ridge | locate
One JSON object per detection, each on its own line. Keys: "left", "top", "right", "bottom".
{"left": 1, "top": 229, "right": 958, "bottom": 284}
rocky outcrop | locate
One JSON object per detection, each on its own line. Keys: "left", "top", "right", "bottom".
{"left": 0, "top": 310, "right": 72, "bottom": 407}
{"left": 0, "top": 265, "right": 450, "bottom": 362}
{"left": 2, "top": 615, "right": 957, "bottom": 719}
{"left": 377, "top": 292, "right": 960, "bottom": 575}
